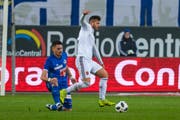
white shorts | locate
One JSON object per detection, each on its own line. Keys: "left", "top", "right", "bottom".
{"left": 75, "top": 56, "right": 102, "bottom": 79}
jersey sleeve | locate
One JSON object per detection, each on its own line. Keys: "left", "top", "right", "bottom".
{"left": 62, "top": 52, "right": 68, "bottom": 66}
{"left": 80, "top": 14, "right": 90, "bottom": 30}
{"left": 63, "top": 52, "right": 68, "bottom": 60}
{"left": 44, "top": 58, "right": 51, "bottom": 71}
{"left": 93, "top": 44, "right": 103, "bottom": 65}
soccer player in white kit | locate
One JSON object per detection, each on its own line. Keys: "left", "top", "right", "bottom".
{"left": 60, "top": 10, "right": 115, "bottom": 107}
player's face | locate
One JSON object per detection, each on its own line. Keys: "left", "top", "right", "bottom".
{"left": 92, "top": 20, "right": 100, "bottom": 30}
{"left": 124, "top": 32, "right": 130, "bottom": 39}
{"left": 52, "top": 44, "right": 63, "bottom": 57}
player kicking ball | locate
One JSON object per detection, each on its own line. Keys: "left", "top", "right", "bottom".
{"left": 60, "top": 10, "right": 115, "bottom": 107}
{"left": 41, "top": 41, "right": 76, "bottom": 111}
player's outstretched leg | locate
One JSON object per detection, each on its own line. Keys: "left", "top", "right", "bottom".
{"left": 60, "top": 81, "right": 90, "bottom": 103}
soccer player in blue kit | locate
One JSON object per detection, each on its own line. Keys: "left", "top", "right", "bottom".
{"left": 40, "top": 41, "right": 76, "bottom": 111}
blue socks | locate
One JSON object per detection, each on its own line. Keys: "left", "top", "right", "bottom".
{"left": 52, "top": 86, "right": 60, "bottom": 103}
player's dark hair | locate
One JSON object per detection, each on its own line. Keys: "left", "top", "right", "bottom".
{"left": 89, "top": 15, "right": 101, "bottom": 22}
{"left": 51, "top": 41, "right": 63, "bottom": 47}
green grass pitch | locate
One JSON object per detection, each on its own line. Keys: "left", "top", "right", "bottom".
{"left": 0, "top": 93, "right": 180, "bottom": 120}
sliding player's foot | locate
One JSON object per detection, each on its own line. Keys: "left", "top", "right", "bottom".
{"left": 45, "top": 103, "right": 63, "bottom": 111}
{"left": 60, "top": 89, "right": 67, "bottom": 104}
{"left": 45, "top": 104, "right": 52, "bottom": 110}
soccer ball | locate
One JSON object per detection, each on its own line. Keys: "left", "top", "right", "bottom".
{"left": 115, "top": 101, "right": 128, "bottom": 113}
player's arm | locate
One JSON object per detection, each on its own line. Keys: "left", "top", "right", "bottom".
{"left": 93, "top": 44, "right": 104, "bottom": 66}
{"left": 40, "top": 69, "right": 58, "bottom": 86}
{"left": 80, "top": 10, "right": 90, "bottom": 29}
{"left": 66, "top": 66, "right": 76, "bottom": 84}
{"left": 40, "top": 69, "right": 49, "bottom": 82}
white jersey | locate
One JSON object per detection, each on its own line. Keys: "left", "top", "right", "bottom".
{"left": 77, "top": 15, "right": 95, "bottom": 59}
{"left": 76, "top": 14, "right": 103, "bottom": 65}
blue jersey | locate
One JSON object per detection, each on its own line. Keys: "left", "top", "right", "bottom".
{"left": 44, "top": 52, "right": 72, "bottom": 110}
{"left": 44, "top": 52, "right": 68, "bottom": 89}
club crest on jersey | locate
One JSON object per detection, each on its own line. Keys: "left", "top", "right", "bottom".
{"left": 86, "top": 71, "right": 89, "bottom": 75}
{"left": 64, "top": 59, "right": 67, "bottom": 64}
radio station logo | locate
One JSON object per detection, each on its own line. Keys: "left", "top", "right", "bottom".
{"left": 8, "top": 29, "right": 46, "bottom": 56}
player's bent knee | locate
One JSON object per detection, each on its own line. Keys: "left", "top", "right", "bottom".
{"left": 96, "top": 68, "right": 108, "bottom": 78}
{"left": 102, "top": 69, "right": 108, "bottom": 78}
{"left": 103, "top": 72, "right": 108, "bottom": 78}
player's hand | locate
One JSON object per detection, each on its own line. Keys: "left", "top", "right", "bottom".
{"left": 101, "top": 64, "right": 105, "bottom": 68}
{"left": 83, "top": 10, "right": 90, "bottom": 15}
{"left": 50, "top": 78, "right": 58, "bottom": 86}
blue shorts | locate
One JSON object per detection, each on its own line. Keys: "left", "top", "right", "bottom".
{"left": 46, "top": 82, "right": 72, "bottom": 110}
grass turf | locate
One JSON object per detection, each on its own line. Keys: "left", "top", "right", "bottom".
{"left": 0, "top": 93, "right": 180, "bottom": 120}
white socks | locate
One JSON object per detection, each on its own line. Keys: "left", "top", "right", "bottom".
{"left": 66, "top": 81, "right": 90, "bottom": 93}
{"left": 66, "top": 78, "right": 108, "bottom": 101}
{"left": 99, "top": 78, "right": 108, "bottom": 100}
